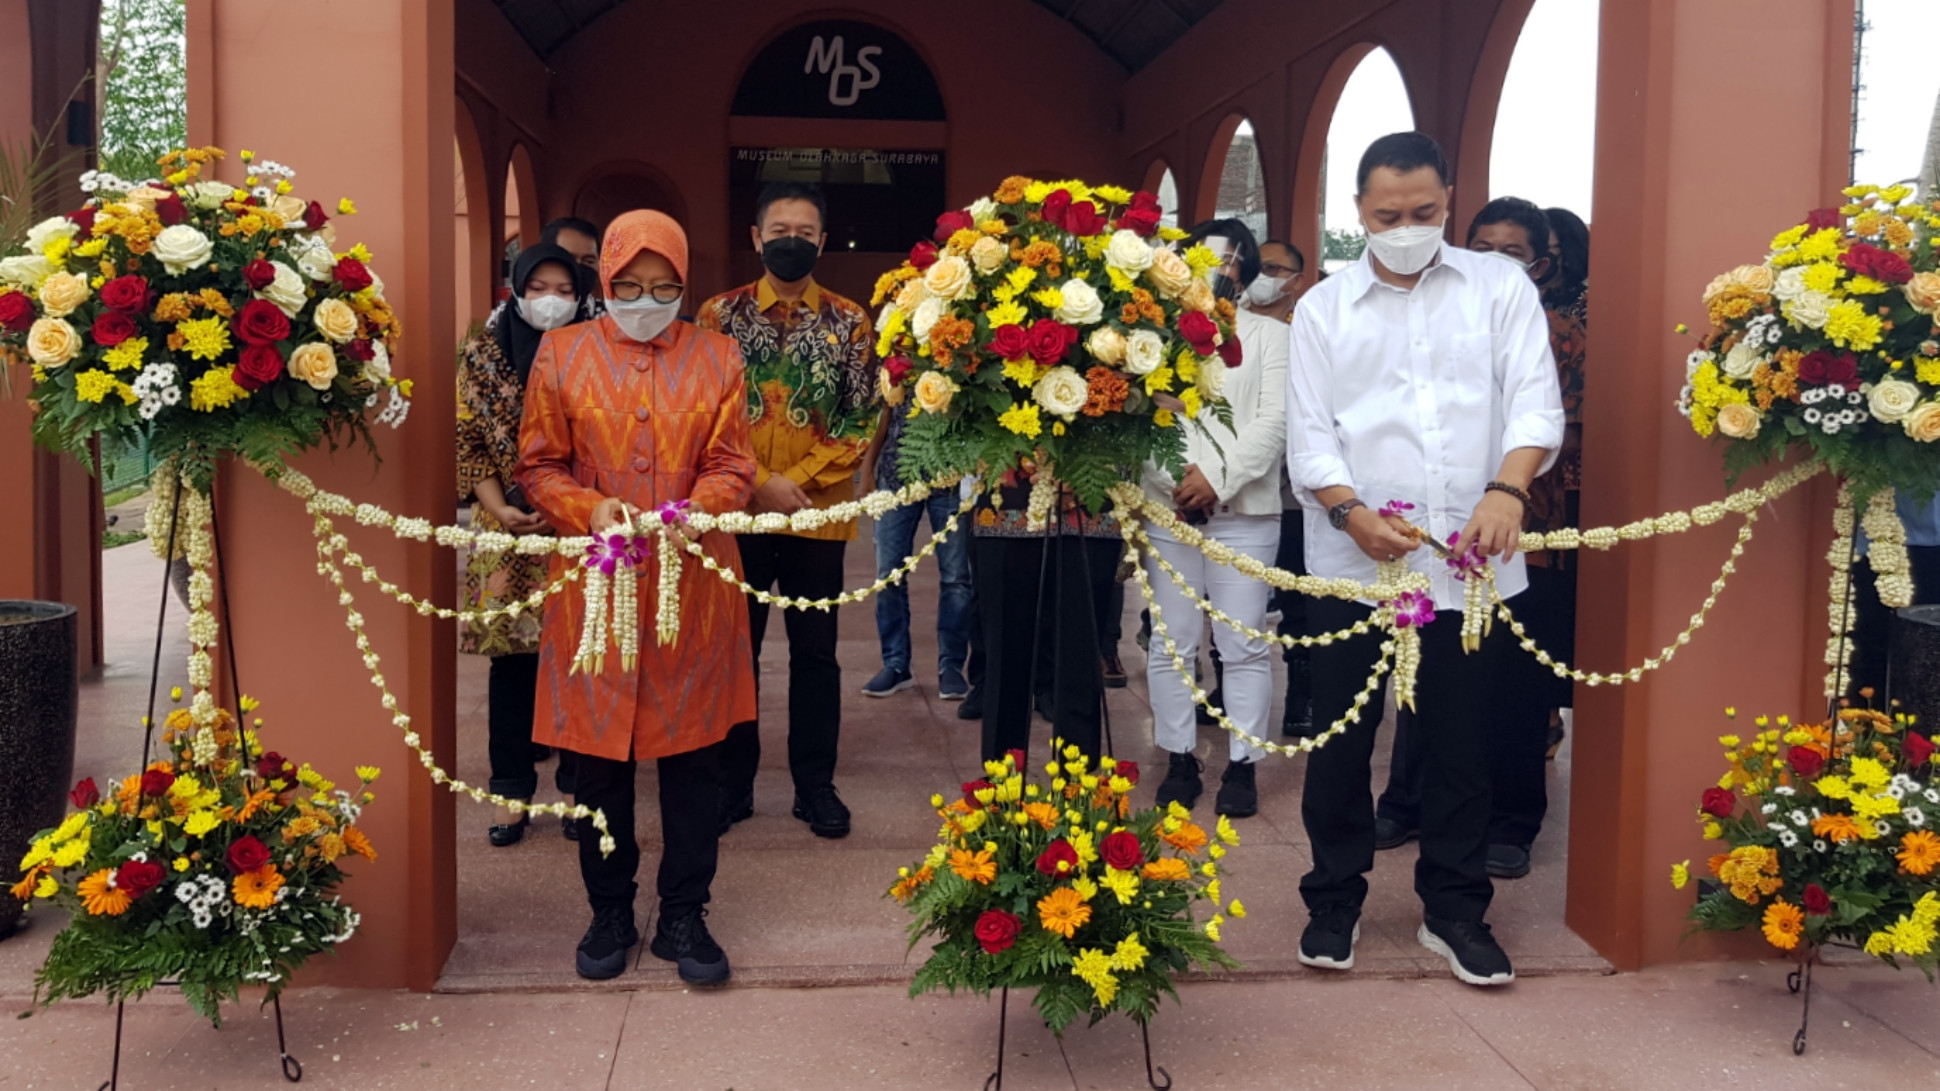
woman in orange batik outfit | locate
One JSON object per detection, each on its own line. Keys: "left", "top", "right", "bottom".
{"left": 516, "top": 210, "right": 756, "bottom": 985}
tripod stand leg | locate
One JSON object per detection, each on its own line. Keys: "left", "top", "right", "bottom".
{"left": 274, "top": 994, "right": 304, "bottom": 1081}
{"left": 981, "top": 986, "right": 1009, "bottom": 1090}
{"left": 97, "top": 999, "right": 126, "bottom": 1091}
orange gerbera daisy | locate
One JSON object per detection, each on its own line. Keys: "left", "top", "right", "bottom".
{"left": 342, "top": 825, "right": 377, "bottom": 862}
{"left": 950, "top": 847, "right": 997, "bottom": 885}
{"left": 78, "top": 868, "right": 132, "bottom": 916}
{"left": 236, "top": 787, "right": 276, "bottom": 823}
{"left": 1761, "top": 899, "right": 1805, "bottom": 951}
{"left": 10, "top": 866, "right": 45, "bottom": 902}
{"left": 233, "top": 864, "right": 284, "bottom": 909}
{"left": 1811, "top": 813, "right": 1865, "bottom": 845}
{"left": 1898, "top": 830, "right": 1940, "bottom": 876}
{"left": 1161, "top": 822, "right": 1209, "bottom": 855}
{"left": 1036, "top": 886, "right": 1092, "bottom": 939}
{"left": 1021, "top": 802, "right": 1060, "bottom": 830}
{"left": 1141, "top": 858, "right": 1192, "bottom": 882}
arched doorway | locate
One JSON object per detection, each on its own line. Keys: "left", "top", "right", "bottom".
{"left": 1487, "top": 0, "right": 1599, "bottom": 220}
{"left": 1206, "top": 117, "right": 1269, "bottom": 242}
{"left": 573, "top": 161, "right": 688, "bottom": 233}
{"left": 1143, "top": 159, "right": 1180, "bottom": 230}
{"left": 1312, "top": 46, "right": 1415, "bottom": 272}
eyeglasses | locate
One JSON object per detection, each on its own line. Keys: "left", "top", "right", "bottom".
{"left": 609, "top": 281, "right": 684, "bottom": 304}
{"left": 1259, "top": 262, "right": 1302, "bottom": 278}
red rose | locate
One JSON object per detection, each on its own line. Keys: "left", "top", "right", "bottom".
{"left": 153, "top": 192, "right": 187, "bottom": 226}
{"left": 140, "top": 769, "right": 175, "bottom": 797}
{"left": 989, "top": 323, "right": 1032, "bottom": 361}
{"left": 67, "top": 206, "right": 96, "bottom": 234}
{"left": 115, "top": 859, "right": 166, "bottom": 899}
{"left": 69, "top": 777, "right": 100, "bottom": 809}
{"left": 303, "top": 200, "right": 330, "bottom": 230}
{"left": 1118, "top": 192, "right": 1164, "bottom": 238}
{"left": 1796, "top": 350, "right": 1858, "bottom": 387}
{"left": 1100, "top": 830, "right": 1145, "bottom": 872}
{"left": 1841, "top": 242, "right": 1915, "bottom": 285}
{"left": 1039, "top": 189, "right": 1072, "bottom": 230}
{"left": 1062, "top": 200, "right": 1107, "bottom": 237}
{"left": 257, "top": 751, "right": 291, "bottom": 781}
{"left": 933, "top": 210, "right": 974, "bottom": 244}
{"left": 1700, "top": 786, "right": 1736, "bottom": 818}
{"left": 1802, "top": 883, "right": 1832, "bottom": 916}
{"left": 1179, "top": 311, "right": 1219, "bottom": 356}
{"left": 1805, "top": 208, "right": 1843, "bottom": 232}
{"left": 974, "top": 909, "right": 1022, "bottom": 954}
{"left": 234, "top": 299, "right": 291, "bottom": 346}
{"left": 1035, "top": 839, "right": 1080, "bottom": 877}
{"left": 91, "top": 310, "right": 137, "bottom": 347}
{"left": 226, "top": 834, "right": 272, "bottom": 874}
{"left": 1905, "top": 731, "right": 1935, "bottom": 770}
{"left": 1005, "top": 748, "right": 1028, "bottom": 770}
{"left": 97, "top": 275, "right": 152, "bottom": 315}
{"left": 1216, "top": 334, "right": 1244, "bottom": 368}
{"left": 883, "top": 355, "right": 913, "bottom": 385}
{"left": 242, "top": 259, "right": 277, "bottom": 291}
{"left": 0, "top": 291, "right": 34, "bottom": 333}
{"left": 909, "top": 240, "right": 939, "bottom": 271}
{"left": 333, "top": 257, "right": 373, "bottom": 293}
{"left": 1025, "top": 319, "right": 1077, "bottom": 366}
{"left": 234, "top": 344, "right": 286, "bottom": 391}
{"left": 1115, "top": 760, "right": 1139, "bottom": 785}
{"left": 962, "top": 779, "right": 993, "bottom": 806}
{"left": 1788, "top": 746, "right": 1825, "bottom": 779}
{"left": 344, "top": 339, "right": 376, "bottom": 362}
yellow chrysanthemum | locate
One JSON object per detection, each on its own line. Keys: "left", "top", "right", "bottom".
{"left": 1205, "top": 914, "right": 1223, "bottom": 943}
{"left": 176, "top": 316, "right": 231, "bottom": 361}
{"left": 1671, "top": 860, "right": 1690, "bottom": 890}
{"left": 986, "top": 300, "right": 1027, "bottom": 328}
{"left": 1109, "top": 932, "right": 1149, "bottom": 971}
{"left": 1849, "top": 757, "right": 1890, "bottom": 791}
{"left": 998, "top": 402, "right": 1042, "bottom": 438}
{"left": 1823, "top": 300, "right": 1883, "bottom": 351}
{"left": 73, "top": 369, "right": 119, "bottom": 404}
{"left": 1814, "top": 775, "right": 1852, "bottom": 800}
{"left": 1070, "top": 946, "right": 1118, "bottom": 1006}
{"left": 1031, "top": 287, "right": 1064, "bottom": 311}
{"left": 1797, "top": 228, "right": 1843, "bottom": 263}
{"left": 1228, "top": 899, "right": 1247, "bottom": 919}
{"left": 188, "top": 366, "right": 248, "bottom": 412}
{"left": 1070, "top": 875, "right": 1098, "bottom": 902}
{"left": 1801, "top": 262, "right": 1842, "bottom": 293}
{"left": 183, "top": 810, "right": 219, "bottom": 837}
{"left": 1099, "top": 867, "right": 1140, "bottom": 905}
{"left": 101, "top": 337, "right": 148, "bottom": 372}
{"left": 1144, "top": 366, "right": 1174, "bottom": 396}
{"left": 1002, "top": 358, "right": 1041, "bottom": 387}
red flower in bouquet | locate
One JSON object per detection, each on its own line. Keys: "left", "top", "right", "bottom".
{"left": 883, "top": 355, "right": 914, "bottom": 386}
{"left": 1062, "top": 200, "right": 1107, "bottom": 237}
{"left": 226, "top": 834, "right": 273, "bottom": 874}
{"left": 1101, "top": 830, "right": 1145, "bottom": 872}
{"left": 974, "top": 909, "right": 1022, "bottom": 954}
{"left": 933, "top": 210, "right": 974, "bottom": 244}
{"left": 115, "top": 859, "right": 166, "bottom": 899}
{"left": 1700, "top": 786, "right": 1737, "bottom": 818}
{"left": 68, "top": 777, "right": 100, "bottom": 809}
{"left": 67, "top": 206, "right": 95, "bottom": 234}
{"left": 1216, "top": 334, "right": 1244, "bottom": 368}
{"left": 1906, "top": 732, "right": 1935, "bottom": 769}
{"left": 1040, "top": 189, "right": 1072, "bottom": 229}
{"left": 989, "top": 323, "right": 1031, "bottom": 362}
{"left": 235, "top": 345, "right": 286, "bottom": 391}
{"left": 909, "top": 240, "right": 939, "bottom": 271}
{"left": 1179, "top": 311, "right": 1219, "bottom": 356}
{"left": 1841, "top": 242, "right": 1914, "bottom": 285}
{"left": 1114, "top": 760, "right": 1139, "bottom": 785}
{"left": 0, "top": 291, "right": 37, "bottom": 332}
{"left": 962, "top": 779, "right": 994, "bottom": 805}
{"left": 242, "top": 259, "right": 278, "bottom": 291}
{"left": 234, "top": 299, "right": 292, "bottom": 346}
{"left": 1805, "top": 208, "right": 1843, "bottom": 231}
{"left": 154, "top": 191, "right": 187, "bottom": 226}
{"left": 258, "top": 751, "right": 293, "bottom": 782}
{"left": 303, "top": 200, "right": 330, "bottom": 231}
{"left": 344, "top": 339, "right": 376, "bottom": 362}
{"left": 1789, "top": 746, "right": 1826, "bottom": 778}
{"left": 91, "top": 310, "right": 137, "bottom": 347}
{"left": 1802, "top": 883, "right": 1832, "bottom": 916}
{"left": 1025, "top": 319, "right": 1077, "bottom": 366}
{"left": 140, "top": 769, "right": 175, "bottom": 797}
{"left": 97, "top": 275, "right": 151, "bottom": 315}
{"left": 1036, "top": 839, "right": 1080, "bottom": 876}
{"left": 333, "top": 257, "right": 373, "bottom": 293}
{"left": 1797, "top": 350, "right": 1858, "bottom": 387}
{"left": 1005, "top": 748, "right": 1027, "bottom": 770}
{"left": 1117, "top": 192, "right": 1162, "bottom": 238}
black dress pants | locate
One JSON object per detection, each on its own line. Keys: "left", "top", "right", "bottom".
{"left": 1301, "top": 595, "right": 1506, "bottom": 923}
{"left": 723, "top": 535, "right": 847, "bottom": 798}
{"left": 574, "top": 738, "right": 727, "bottom": 916}
{"left": 487, "top": 653, "right": 574, "bottom": 799}
{"left": 1488, "top": 564, "right": 1576, "bottom": 848}
{"left": 975, "top": 535, "right": 1117, "bottom": 763}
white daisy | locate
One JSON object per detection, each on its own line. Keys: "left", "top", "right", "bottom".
{"left": 1814, "top": 839, "right": 1829, "bottom": 853}
{"left": 1778, "top": 829, "right": 1800, "bottom": 848}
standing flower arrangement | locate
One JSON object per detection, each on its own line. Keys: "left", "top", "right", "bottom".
{"left": 0, "top": 147, "right": 408, "bottom": 492}
{"left": 893, "top": 742, "right": 1240, "bottom": 1032}
{"left": 873, "top": 177, "right": 1239, "bottom": 511}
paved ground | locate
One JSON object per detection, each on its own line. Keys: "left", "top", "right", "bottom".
{"left": 3, "top": 524, "right": 1936, "bottom": 1087}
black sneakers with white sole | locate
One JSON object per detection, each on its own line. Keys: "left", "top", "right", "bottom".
{"left": 1419, "top": 917, "right": 1515, "bottom": 986}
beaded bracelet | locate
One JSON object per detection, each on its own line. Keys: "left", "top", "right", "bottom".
{"left": 1484, "top": 480, "right": 1530, "bottom": 506}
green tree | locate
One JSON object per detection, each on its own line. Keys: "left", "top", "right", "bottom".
{"left": 1322, "top": 228, "right": 1366, "bottom": 264}
{"left": 97, "top": 0, "right": 187, "bottom": 181}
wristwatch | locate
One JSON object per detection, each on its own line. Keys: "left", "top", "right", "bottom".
{"left": 1327, "top": 498, "right": 1366, "bottom": 531}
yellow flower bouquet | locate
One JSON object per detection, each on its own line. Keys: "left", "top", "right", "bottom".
{"left": 892, "top": 741, "right": 1239, "bottom": 1032}
{"left": 15, "top": 690, "right": 378, "bottom": 1024}
{"left": 1676, "top": 706, "right": 1940, "bottom": 975}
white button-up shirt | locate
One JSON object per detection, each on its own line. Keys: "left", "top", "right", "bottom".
{"left": 1287, "top": 246, "right": 1563, "bottom": 609}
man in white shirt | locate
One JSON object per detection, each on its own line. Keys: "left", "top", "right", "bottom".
{"left": 1285, "top": 132, "right": 1563, "bottom": 987}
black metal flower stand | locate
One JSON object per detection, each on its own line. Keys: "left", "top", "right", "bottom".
{"left": 1785, "top": 955, "right": 1815, "bottom": 1056}
{"left": 978, "top": 987, "right": 1171, "bottom": 1090}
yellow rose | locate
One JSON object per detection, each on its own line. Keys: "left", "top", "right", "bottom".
{"left": 1085, "top": 326, "right": 1127, "bottom": 366}
{"left": 878, "top": 367, "right": 905, "bottom": 407}
{"left": 269, "top": 195, "right": 308, "bottom": 225}
{"left": 1146, "top": 248, "right": 1193, "bottom": 298}
{"left": 1180, "top": 277, "right": 1216, "bottom": 315}
{"left": 120, "top": 185, "right": 174, "bottom": 213}
{"left": 913, "top": 370, "right": 958, "bottom": 414}
{"left": 969, "top": 235, "right": 1008, "bottom": 276}
{"left": 894, "top": 277, "right": 929, "bottom": 314}
{"left": 288, "top": 342, "right": 339, "bottom": 390}
{"left": 36, "top": 270, "right": 91, "bottom": 318}
{"left": 1904, "top": 271, "right": 1940, "bottom": 316}
{"left": 924, "top": 255, "right": 974, "bottom": 301}
{"left": 1702, "top": 264, "right": 1775, "bottom": 303}
{"left": 26, "top": 317, "right": 79, "bottom": 367}
{"left": 311, "top": 298, "right": 359, "bottom": 344}
{"left": 1715, "top": 402, "right": 1762, "bottom": 439}
{"left": 1903, "top": 401, "right": 1940, "bottom": 443}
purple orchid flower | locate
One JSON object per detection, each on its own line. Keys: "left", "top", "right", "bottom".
{"left": 1379, "top": 499, "right": 1416, "bottom": 518}
{"left": 1444, "top": 532, "right": 1487, "bottom": 581}
{"left": 584, "top": 531, "right": 646, "bottom": 576}
{"left": 1392, "top": 590, "right": 1435, "bottom": 629}
{"left": 656, "top": 499, "right": 693, "bottom": 526}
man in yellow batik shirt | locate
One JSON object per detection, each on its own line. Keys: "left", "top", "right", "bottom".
{"left": 698, "top": 181, "right": 878, "bottom": 841}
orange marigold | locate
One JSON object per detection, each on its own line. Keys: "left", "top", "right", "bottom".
{"left": 1716, "top": 844, "right": 1783, "bottom": 904}
{"left": 950, "top": 847, "right": 997, "bottom": 885}
{"left": 1036, "top": 886, "right": 1092, "bottom": 938}
{"left": 1082, "top": 367, "right": 1129, "bottom": 417}
{"left": 1141, "top": 858, "right": 1193, "bottom": 882}
{"left": 1019, "top": 241, "right": 1061, "bottom": 269}
{"left": 78, "top": 868, "right": 132, "bottom": 916}
{"left": 1761, "top": 899, "right": 1805, "bottom": 951}
{"left": 994, "top": 176, "right": 1030, "bottom": 204}
{"left": 342, "top": 825, "right": 377, "bottom": 862}
{"left": 1898, "top": 829, "right": 1940, "bottom": 876}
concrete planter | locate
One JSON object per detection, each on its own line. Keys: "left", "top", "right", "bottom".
{"left": 0, "top": 601, "right": 77, "bottom": 939}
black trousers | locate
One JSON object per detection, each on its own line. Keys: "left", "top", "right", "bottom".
{"left": 487, "top": 653, "right": 575, "bottom": 799}
{"left": 723, "top": 534, "right": 847, "bottom": 798}
{"left": 1301, "top": 596, "right": 1506, "bottom": 922}
{"left": 574, "top": 738, "right": 726, "bottom": 916}
{"left": 975, "top": 534, "right": 1117, "bottom": 763}
{"left": 1487, "top": 564, "right": 1576, "bottom": 848}
{"left": 1850, "top": 544, "right": 1940, "bottom": 701}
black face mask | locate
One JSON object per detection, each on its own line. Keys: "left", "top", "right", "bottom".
{"left": 761, "top": 236, "right": 820, "bottom": 283}
{"left": 1210, "top": 273, "right": 1241, "bottom": 303}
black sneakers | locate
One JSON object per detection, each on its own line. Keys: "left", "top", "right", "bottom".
{"left": 575, "top": 904, "right": 639, "bottom": 980}
{"left": 1213, "top": 760, "right": 1257, "bottom": 818}
{"left": 1298, "top": 907, "right": 1361, "bottom": 971}
{"left": 957, "top": 686, "right": 985, "bottom": 720}
{"left": 1101, "top": 653, "right": 1128, "bottom": 689}
{"left": 718, "top": 786, "right": 754, "bottom": 837}
{"left": 792, "top": 783, "right": 852, "bottom": 839}
{"left": 1154, "top": 751, "right": 1204, "bottom": 810}
{"left": 650, "top": 906, "right": 730, "bottom": 985}
{"left": 1419, "top": 917, "right": 1515, "bottom": 986}
{"left": 1486, "top": 843, "right": 1532, "bottom": 880}
{"left": 1373, "top": 816, "right": 1419, "bottom": 850}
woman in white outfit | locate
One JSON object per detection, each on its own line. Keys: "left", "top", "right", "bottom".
{"left": 1143, "top": 219, "right": 1289, "bottom": 818}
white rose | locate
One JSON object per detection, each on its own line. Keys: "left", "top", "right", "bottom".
{"left": 257, "top": 262, "right": 308, "bottom": 316}
{"left": 295, "top": 240, "right": 337, "bottom": 282}
{"left": 923, "top": 255, "right": 974, "bottom": 301}
{"left": 1104, "top": 230, "right": 1154, "bottom": 274}
{"left": 1085, "top": 326, "right": 1127, "bottom": 366}
{"left": 1124, "top": 329, "right": 1165, "bottom": 375}
{"left": 1032, "top": 365, "right": 1089, "bottom": 419}
{"left": 1867, "top": 378, "right": 1922, "bottom": 423}
{"left": 966, "top": 197, "right": 996, "bottom": 224}
{"left": 1054, "top": 279, "right": 1104, "bottom": 325}
{"left": 24, "top": 216, "right": 78, "bottom": 253}
{"left": 1721, "top": 340, "right": 1765, "bottom": 380}
{"left": 362, "top": 341, "right": 392, "bottom": 383}
{"left": 312, "top": 297, "right": 359, "bottom": 343}
{"left": 1784, "top": 289, "right": 1831, "bottom": 330}
{"left": 1197, "top": 358, "right": 1226, "bottom": 400}
{"left": 152, "top": 224, "right": 214, "bottom": 275}
{"left": 1771, "top": 266, "right": 1808, "bottom": 303}
{"left": 969, "top": 235, "right": 1007, "bottom": 275}
{"left": 186, "top": 181, "right": 238, "bottom": 211}
{"left": 288, "top": 342, "right": 339, "bottom": 390}
{"left": 911, "top": 296, "right": 945, "bottom": 342}
{"left": 1716, "top": 402, "right": 1762, "bottom": 440}
{"left": 0, "top": 254, "right": 53, "bottom": 288}
{"left": 1904, "top": 402, "right": 1940, "bottom": 443}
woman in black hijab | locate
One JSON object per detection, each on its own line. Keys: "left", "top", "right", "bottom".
{"left": 457, "top": 243, "right": 589, "bottom": 846}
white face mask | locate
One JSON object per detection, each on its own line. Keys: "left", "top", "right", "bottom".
{"left": 516, "top": 293, "right": 577, "bottom": 331}
{"left": 606, "top": 295, "right": 680, "bottom": 343}
{"left": 1365, "top": 222, "right": 1445, "bottom": 276}
{"left": 1480, "top": 249, "right": 1531, "bottom": 272}
{"left": 1245, "top": 274, "right": 1292, "bottom": 307}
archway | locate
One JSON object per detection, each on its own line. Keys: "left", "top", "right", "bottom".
{"left": 1192, "top": 113, "right": 1247, "bottom": 226}
{"left": 1142, "top": 158, "right": 1180, "bottom": 230}
{"left": 1481, "top": 0, "right": 1598, "bottom": 224}
{"left": 452, "top": 97, "right": 493, "bottom": 338}
{"left": 572, "top": 161, "right": 688, "bottom": 233}
{"left": 1207, "top": 118, "right": 1268, "bottom": 242}
{"left": 1309, "top": 45, "right": 1414, "bottom": 272}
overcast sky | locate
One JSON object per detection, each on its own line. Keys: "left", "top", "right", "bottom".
{"left": 1315, "top": 0, "right": 1939, "bottom": 235}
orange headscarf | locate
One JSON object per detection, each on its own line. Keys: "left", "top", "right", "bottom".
{"left": 599, "top": 210, "right": 689, "bottom": 297}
